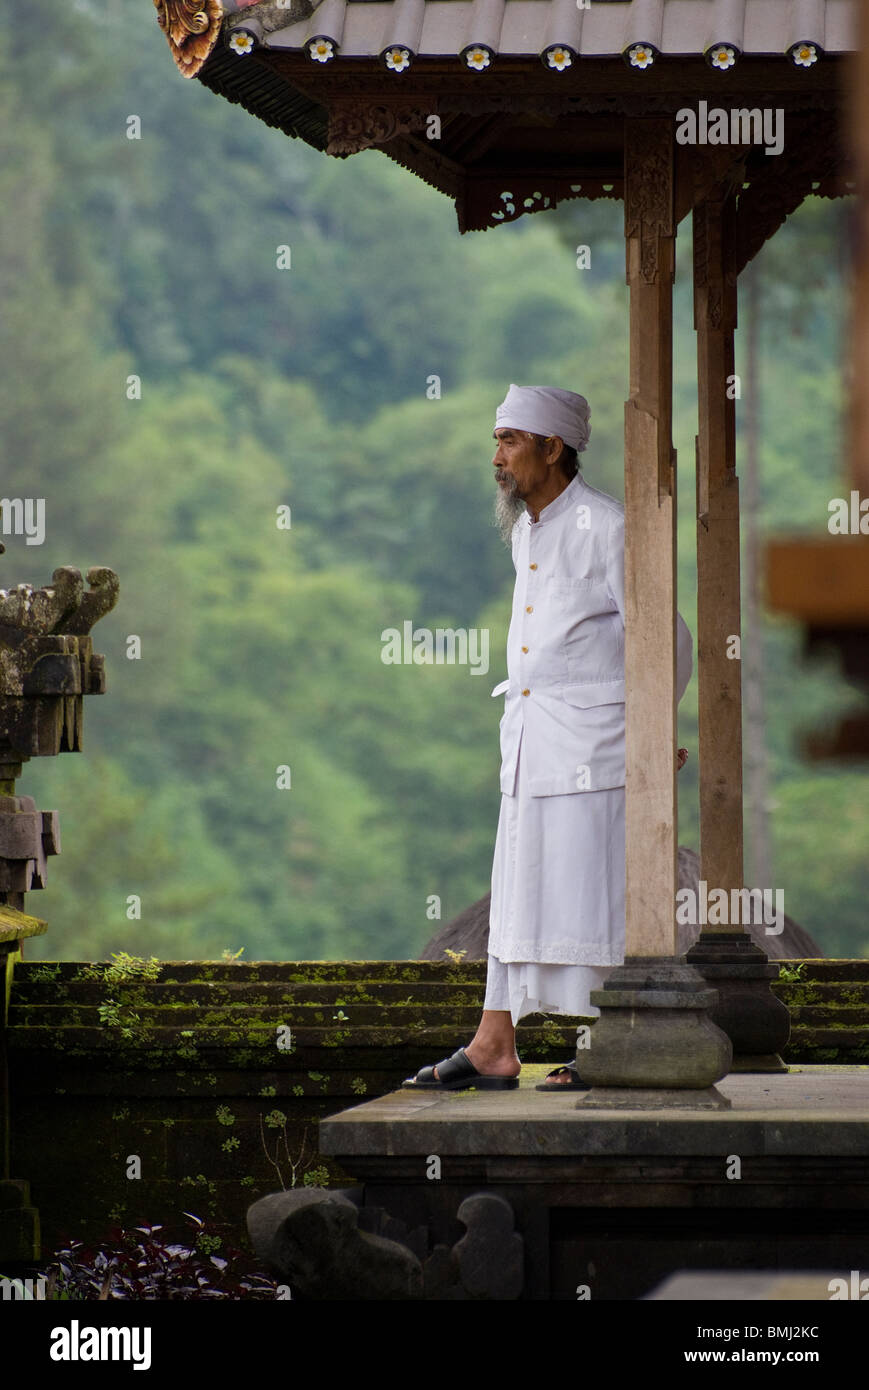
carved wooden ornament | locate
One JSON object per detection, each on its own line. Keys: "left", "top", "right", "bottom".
{"left": 154, "top": 0, "right": 224, "bottom": 78}
{"left": 327, "top": 104, "right": 432, "bottom": 156}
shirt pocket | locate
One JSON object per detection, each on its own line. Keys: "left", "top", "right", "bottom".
{"left": 543, "top": 575, "right": 600, "bottom": 621}
{"left": 545, "top": 576, "right": 595, "bottom": 602}
{"left": 545, "top": 578, "right": 610, "bottom": 659}
{"left": 561, "top": 679, "right": 625, "bottom": 708}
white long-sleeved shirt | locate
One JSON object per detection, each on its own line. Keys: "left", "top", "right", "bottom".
{"left": 491, "top": 471, "right": 693, "bottom": 796}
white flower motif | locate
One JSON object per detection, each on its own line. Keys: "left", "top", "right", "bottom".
{"left": 793, "top": 43, "right": 818, "bottom": 67}
{"left": 628, "top": 44, "right": 654, "bottom": 69}
{"left": 546, "top": 47, "right": 572, "bottom": 71}
{"left": 308, "top": 38, "right": 334, "bottom": 63}
{"left": 229, "top": 32, "right": 255, "bottom": 56}
{"left": 710, "top": 45, "right": 736, "bottom": 70}
{"left": 465, "top": 47, "right": 491, "bottom": 71}
{"left": 385, "top": 47, "right": 411, "bottom": 72}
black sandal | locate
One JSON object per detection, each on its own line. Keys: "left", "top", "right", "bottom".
{"left": 402, "top": 1047, "right": 520, "bottom": 1091}
{"left": 535, "top": 1061, "right": 590, "bottom": 1092}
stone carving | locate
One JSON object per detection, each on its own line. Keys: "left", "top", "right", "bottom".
{"left": 0, "top": 799, "right": 59, "bottom": 896}
{"left": 0, "top": 563, "right": 118, "bottom": 908}
{"left": 451, "top": 1193, "right": 524, "bottom": 1300}
{"left": 247, "top": 1187, "right": 525, "bottom": 1300}
{"left": 0, "top": 568, "right": 117, "bottom": 757}
{"left": 246, "top": 0, "right": 324, "bottom": 30}
{"left": 247, "top": 1190, "right": 424, "bottom": 1299}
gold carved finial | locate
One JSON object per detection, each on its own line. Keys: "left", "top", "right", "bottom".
{"left": 154, "top": 0, "right": 224, "bottom": 78}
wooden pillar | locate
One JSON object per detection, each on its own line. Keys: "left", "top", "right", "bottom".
{"left": 693, "top": 188, "right": 744, "bottom": 905}
{"left": 850, "top": 0, "right": 869, "bottom": 496}
{"left": 687, "top": 189, "right": 789, "bottom": 1070}
{"left": 585, "top": 137, "right": 733, "bottom": 1095}
{"left": 623, "top": 119, "right": 678, "bottom": 956}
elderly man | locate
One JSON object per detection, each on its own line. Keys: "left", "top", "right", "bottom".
{"left": 405, "top": 384, "right": 692, "bottom": 1091}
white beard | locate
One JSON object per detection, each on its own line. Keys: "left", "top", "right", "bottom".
{"left": 493, "top": 477, "right": 525, "bottom": 544}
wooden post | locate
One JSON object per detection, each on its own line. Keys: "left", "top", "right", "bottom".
{"left": 686, "top": 186, "right": 790, "bottom": 1072}
{"left": 578, "top": 123, "right": 733, "bottom": 1102}
{"left": 623, "top": 118, "right": 678, "bottom": 956}
{"left": 850, "top": 0, "right": 869, "bottom": 496}
{"left": 741, "top": 263, "right": 772, "bottom": 891}
{"left": 693, "top": 188, "right": 745, "bottom": 910}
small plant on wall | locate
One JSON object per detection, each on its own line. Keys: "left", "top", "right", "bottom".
{"left": 258, "top": 1114, "right": 330, "bottom": 1190}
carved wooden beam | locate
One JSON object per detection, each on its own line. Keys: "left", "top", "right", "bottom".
{"left": 674, "top": 144, "right": 745, "bottom": 225}
{"left": 458, "top": 173, "right": 619, "bottom": 234}
{"left": 326, "top": 102, "right": 433, "bottom": 156}
{"left": 735, "top": 112, "right": 847, "bottom": 273}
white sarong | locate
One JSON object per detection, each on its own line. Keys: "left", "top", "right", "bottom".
{"left": 485, "top": 741, "right": 624, "bottom": 1024}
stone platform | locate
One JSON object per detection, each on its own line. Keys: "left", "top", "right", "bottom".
{"left": 7, "top": 960, "right": 869, "bottom": 1258}
{"left": 319, "top": 1065, "right": 869, "bottom": 1299}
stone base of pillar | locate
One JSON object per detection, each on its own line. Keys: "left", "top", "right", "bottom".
{"left": 685, "top": 933, "right": 790, "bottom": 1073}
{"left": 728, "top": 1053, "right": 789, "bottom": 1074}
{"left": 577, "top": 1085, "right": 730, "bottom": 1111}
{"left": 575, "top": 956, "right": 732, "bottom": 1109}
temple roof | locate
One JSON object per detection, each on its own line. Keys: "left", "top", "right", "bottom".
{"left": 156, "top": 0, "right": 854, "bottom": 78}
{"left": 153, "top": 0, "right": 854, "bottom": 232}
{"left": 256, "top": 0, "right": 854, "bottom": 68}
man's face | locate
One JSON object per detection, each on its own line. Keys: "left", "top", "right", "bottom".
{"left": 492, "top": 428, "right": 548, "bottom": 543}
{"left": 492, "top": 428, "right": 548, "bottom": 499}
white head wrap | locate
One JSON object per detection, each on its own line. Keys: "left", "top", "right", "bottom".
{"left": 494, "top": 383, "right": 591, "bottom": 453}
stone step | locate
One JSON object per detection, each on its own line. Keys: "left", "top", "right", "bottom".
{"left": 12, "top": 1000, "right": 856, "bottom": 1030}
{"left": 772, "top": 982, "right": 866, "bottom": 997}
{"left": 788, "top": 1005, "right": 869, "bottom": 1026}
{"left": 7, "top": 1012, "right": 860, "bottom": 1036}
{"left": 5, "top": 1022, "right": 570, "bottom": 1054}
{"left": 11, "top": 961, "right": 490, "bottom": 985}
{"left": 14, "top": 959, "right": 868, "bottom": 987}
{"left": 6, "top": 1003, "right": 488, "bottom": 1028}
{"left": 769, "top": 961, "right": 869, "bottom": 981}
{"left": 773, "top": 982, "right": 869, "bottom": 1002}
{"left": 783, "top": 1026, "right": 869, "bottom": 1051}
{"left": 9, "top": 963, "right": 869, "bottom": 1069}
{"left": 10, "top": 1066, "right": 404, "bottom": 1098}
{"left": 12, "top": 978, "right": 867, "bottom": 1014}
{"left": 8, "top": 979, "right": 486, "bottom": 1006}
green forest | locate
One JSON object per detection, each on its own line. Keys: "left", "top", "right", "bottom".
{"left": 3, "top": 0, "right": 865, "bottom": 962}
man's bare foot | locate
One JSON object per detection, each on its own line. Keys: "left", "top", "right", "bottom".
{"left": 430, "top": 1010, "right": 519, "bottom": 1082}
{"left": 545, "top": 1064, "right": 575, "bottom": 1085}
{"left": 464, "top": 1038, "right": 521, "bottom": 1077}
{"left": 433, "top": 1038, "right": 521, "bottom": 1081}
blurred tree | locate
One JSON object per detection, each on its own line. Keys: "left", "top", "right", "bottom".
{"left": 3, "top": 7, "right": 861, "bottom": 962}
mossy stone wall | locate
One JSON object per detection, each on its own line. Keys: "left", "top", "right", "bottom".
{"left": 7, "top": 959, "right": 868, "bottom": 1256}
